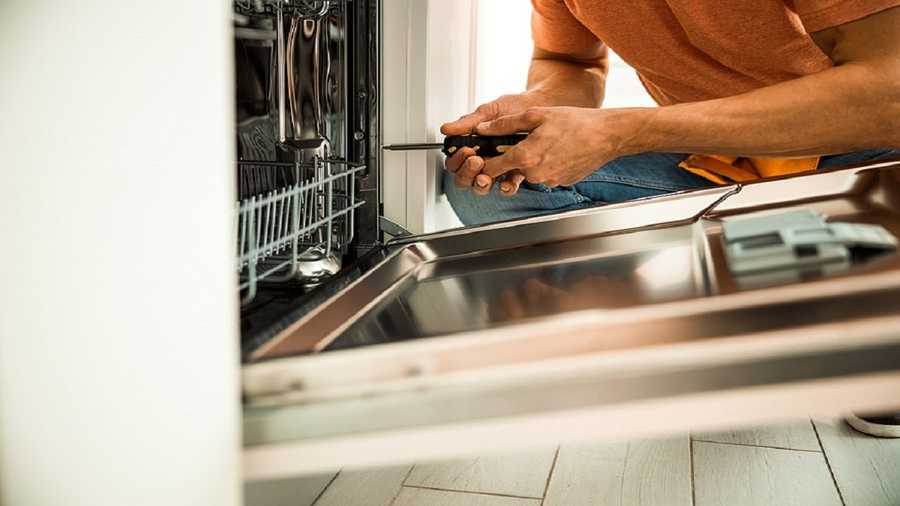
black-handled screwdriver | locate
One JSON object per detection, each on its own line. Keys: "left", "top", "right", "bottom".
{"left": 383, "top": 133, "right": 527, "bottom": 157}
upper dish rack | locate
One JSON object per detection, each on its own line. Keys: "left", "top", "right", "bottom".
{"left": 236, "top": 157, "right": 365, "bottom": 304}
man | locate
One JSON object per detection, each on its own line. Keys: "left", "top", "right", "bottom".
{"left": 441, "top": 1, "right": 900, "bottom": 227}
{"left": 441, "top": 1, "right": 900, "bottom": 438}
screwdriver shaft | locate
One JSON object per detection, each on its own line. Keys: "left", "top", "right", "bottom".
{"left": 381, "top": 143, "right": 443, "bottom": 151}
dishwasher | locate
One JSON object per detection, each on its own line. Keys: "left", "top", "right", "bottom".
{"left": 228, "top": 0, "right": 900, "bottom": 480}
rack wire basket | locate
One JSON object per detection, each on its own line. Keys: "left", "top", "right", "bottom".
{"left": 235, "top": 157, "right": 365, "bottom": 304}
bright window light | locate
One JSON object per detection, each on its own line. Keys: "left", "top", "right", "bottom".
{"left": 474, "top": 0, "right": 657, "bottom": 109}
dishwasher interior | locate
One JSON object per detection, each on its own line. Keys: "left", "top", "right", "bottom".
{"left": 231, "top": 0, "right": 900, "bottom": 480}
{"left": 233, "top": 0, "right": 382, "bottom": 350}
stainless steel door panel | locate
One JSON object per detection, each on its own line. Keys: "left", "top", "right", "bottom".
{"left": 250, "top": 185, "right": 737, "bottom": 357}
{"left": 243, "top": 160, "right": 900, "bottom": 479}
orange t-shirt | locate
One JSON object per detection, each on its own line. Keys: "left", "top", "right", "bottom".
{"left": 531, "top": 0, "right": 900, "bottom": 106}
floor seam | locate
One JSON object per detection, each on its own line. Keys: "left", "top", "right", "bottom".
{"left": 691, "top": 438, "right": 823, "bottom": 453}
{"left": 387, "top": 464, "right": 417, "bottom": 506}
{"left": 402, "top": 484, "right": 544, "bottom": 501}
{"left": 400, "top": 463, "right": 416, "bottom": 487}
{"left": 811, "top": 419, "right": 848, "bottom": 506}
{"left": 540, "top": 445, "right": 561, "bottom": 506}
{"left": 308, "top": 470, "right": 341, "bottom": 506}
{"left": 689, "top": 435, "right": 697, "bottom": 506}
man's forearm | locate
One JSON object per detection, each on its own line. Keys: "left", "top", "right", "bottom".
{"left": 623, "top": 61, "right": 900, "bottom": 159}
{"left": 525, "top": 45, "right": 609, "bottom": 109}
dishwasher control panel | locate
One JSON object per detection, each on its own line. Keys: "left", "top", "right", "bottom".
{"left": 722, "top": 209, "right": 898, "bottom": 286}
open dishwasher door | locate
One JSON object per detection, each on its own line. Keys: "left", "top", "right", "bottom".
{"left": 242, "top": 159, "right": 900, "bottom": 479}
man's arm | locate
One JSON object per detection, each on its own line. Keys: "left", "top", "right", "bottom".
{"left": 442, "top": 43, "right": 609, "bottom": 195}
{"left": 479, "top": 7, "right": 900, "bottom": 187}
{"left": 525, "top": 45, "right": 609, "bottom": 109}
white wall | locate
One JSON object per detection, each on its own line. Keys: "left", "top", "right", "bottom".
{"left": 382, "top": 0, "right": 473, "bottom": 234}
{"left": 0, "top": 1, "right": 241, "bottom": 505}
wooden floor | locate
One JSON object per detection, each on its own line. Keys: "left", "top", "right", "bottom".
{"left": 245, "top": 417, "right": 899, "bottom": 506}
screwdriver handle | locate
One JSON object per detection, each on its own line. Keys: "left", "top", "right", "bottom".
{"left": 442, "top": 133, "right": 527, "bottom": 158}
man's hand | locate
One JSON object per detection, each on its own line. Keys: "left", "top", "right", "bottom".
{"left": 442, "top": 42, "right": 609, "bottom": 196}
{"left": 475, "top": 106, "right": 633, "bottom": 187}
{"left": 441, "top": 93, "right": 546, "bottom": 196}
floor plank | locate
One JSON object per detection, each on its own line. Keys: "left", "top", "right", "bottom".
{"left": 392, "top": 487, "right": 541, "bottom": 506}
{"left": 543, "top": 436, "right": 691, "bottom": 506}
{"left": 814, "top": 417, "right": 900, "bottom": 506}
{"left": 693, "top": 420, "right": 821, "bottom": 451}
{"left": 312, "top": 465, "right": 411, "bottom": 506}
{"left": 244, "top": 472, "right": 337, "bottom": 506}
{"left": 693, "top": 441, "right": 842, "bottom": 506}
{"left": 404, "top": 447, "right": 557, "bottom": 499}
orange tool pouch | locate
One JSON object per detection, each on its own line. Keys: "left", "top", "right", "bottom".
{"left": 679, "top": 154, "right": 820, "bottom": 184}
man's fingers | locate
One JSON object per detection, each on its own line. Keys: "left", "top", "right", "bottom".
{"left": 475, "top": 108, "right": 543, "bottom": 137}
{"left": 472, "top": 173, "right": 494, "bottom": 196}
{"left": 441, "top": 104, "right": 497, "bottom": 136}
{"left": 475, "top": 109, "right": 547, "bottom": 179}
{"left": 499, "top": 170, "right": 525, "bottom": 196}
{"left": 444, "top": 147, "right": 475, "bottom": 174}
{"left": 441, "top": 114, "right": 482, "bottom": 136}
{"left": 453, "top": 154, "right": 485, "bottom": 189}
{"left": 445, "top": 147, "right": 497, "bottom": 194}
{"left": 481, "top": 145, "right": 536, "bottom": 179}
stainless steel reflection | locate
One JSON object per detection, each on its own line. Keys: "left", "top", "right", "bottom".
{"left": 333, "top": 225, "right": 708, "bottom": 347}
{"left": 236, "top": 4, "right": 347, "bottom": 159}
{"left": 282, "top": 11, "right": 345, "bottom": 156}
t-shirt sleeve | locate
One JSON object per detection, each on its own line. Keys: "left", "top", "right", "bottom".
{"left": 531, "top": 0, "right": 600, "bottom": 53}
{"left": 792, "top": 0, "right": 900, "bottom": 32}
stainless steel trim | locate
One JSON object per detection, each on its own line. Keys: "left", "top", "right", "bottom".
{"left": 243, "top": 371, "right": 900, "bottom": 479}
{"left": 276, "top": 7, "right": 286, "bottom": 142}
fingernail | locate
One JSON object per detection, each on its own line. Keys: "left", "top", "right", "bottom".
{"left": 500, "top": 185, "right": 511, "bottom": 193}
{"left": 475, "top": 179, "right": 488, "bottom": 188}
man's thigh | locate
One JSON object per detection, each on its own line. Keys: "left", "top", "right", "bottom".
{"left": 444, "top": 152, "right": 712, "bottom": 226}
{"left": 442, "top": 170, "right": 586, "bottom": 226}
{"left": 574, "top": 152, "right": 715, "bottom": 204}
{"left": 818, "top": 148, "right": 900, "bottom": 169}
{"left": 443, "top": 149, "right": 900, "bottom": 226}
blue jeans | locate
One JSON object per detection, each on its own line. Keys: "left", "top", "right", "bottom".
{"left": 444, "top": 149, "right": 900, "bottom": 226}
